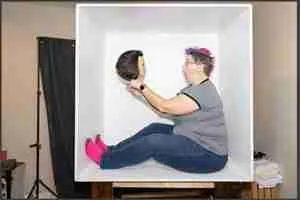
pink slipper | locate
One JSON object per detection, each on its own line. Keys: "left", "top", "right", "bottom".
{"left": 95, "top": 134, "right": 108, "bottom": 152}
{"left": 85, "top": 138, "right": 104, "bottom": 164}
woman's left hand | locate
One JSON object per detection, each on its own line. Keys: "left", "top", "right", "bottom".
{"left": 129, "top": 78, "right": 144, "bottom": 91}
{"left": 127, "top": 85, "right": 142, "bottom": 96}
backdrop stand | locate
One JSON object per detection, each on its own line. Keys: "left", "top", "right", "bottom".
{"left": 27, "top": 40, "right": 58, "bottom": 199}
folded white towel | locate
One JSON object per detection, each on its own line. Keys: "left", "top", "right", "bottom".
{"left": 254, "top": 158, "right": 269, "bottom": 165}
{"left": 255, "top": 174, "right": 283, "bottom": 182}
{"left": 254, "top": 158, "right": 282, "bottom": 188}
{"left": 255, "top": 162, "right": 280, "bottom": 173}
{"left": 257, "top": 182, "right": 280, "bottom": 189}
{"left": 256, "top": 167, "right": 280, "bottom": 179}
{"left": 255, "top": 174, "right": 283, "bottom": 188}
{"left": 255, "top": 159, "right": 280, "bottom": 178}
{"left": 255, "top": 173, "right": 279, "bottom": 180}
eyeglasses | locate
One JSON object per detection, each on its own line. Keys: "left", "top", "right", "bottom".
{"left": 184, "top": 61, "right": 196, "bottom": 66}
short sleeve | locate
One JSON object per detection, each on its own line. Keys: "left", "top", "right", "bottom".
{"left": 178, "top": 83, "right": 220, "bottom": 110}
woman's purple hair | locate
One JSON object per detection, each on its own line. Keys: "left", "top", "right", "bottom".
{"left": 185, "top": 47, "right": 213, "bottom": 57}
{"left": 185, "top": 47, "right": 215, "bottom": 76}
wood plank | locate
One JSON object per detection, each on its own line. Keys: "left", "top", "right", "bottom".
{"left": 91, "top": 182, "right": 113, "bottom": 199}
{"left": 258, "top": 187, "right": 265, "bottom": 199}
{"left": 251, "top": 182, "right": 258, "bottom": 199}
{"left": 271, "top": 186, "right": 279, "bottom": 199}
{"left": 112, "top": 182, "right": 215, "bottom": 188}
{"left": 121, "top": 191, "right": 203, "bottom": 199}
{"left": 264, "top": 188, "right": 272, "bottom": 199}
{"left": 240, "top": 183, "right": 251, "bottom": 200}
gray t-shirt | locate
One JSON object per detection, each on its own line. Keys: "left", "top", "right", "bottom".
{"left": 172, "top": 79, "right": 228, "bottom": 156}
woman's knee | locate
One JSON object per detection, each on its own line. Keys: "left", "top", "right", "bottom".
{"left": 152, "top": 155, "right": 216, "bottom": 173}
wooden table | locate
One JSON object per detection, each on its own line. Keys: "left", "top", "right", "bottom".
{"left": 91, "top": 181, "right": 280, "bottom": 199}
{"left": 92, "top": 182, "right": 215, "bottom": 199}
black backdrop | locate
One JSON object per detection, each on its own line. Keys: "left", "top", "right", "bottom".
{"left": 38, "top": 37, "right": 90, "bottom": 198}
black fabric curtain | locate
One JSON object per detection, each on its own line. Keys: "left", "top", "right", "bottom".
{"left": 38, "top": 37, "right": 90, "bottom": 198}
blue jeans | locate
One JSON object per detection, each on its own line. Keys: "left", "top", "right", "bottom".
{"left": 100, "top": 123, "right": 228, "bottom": 173}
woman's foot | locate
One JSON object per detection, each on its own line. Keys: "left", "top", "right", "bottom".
{"left": 85, "top": 138, "right": 105, "bottom": 164}
{"left": 95, "top": 134, "right": 108, "bottom": 152}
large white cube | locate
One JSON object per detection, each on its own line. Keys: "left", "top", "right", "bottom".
{"left": 75, "top": 3, "right": 253, "bottom": 182}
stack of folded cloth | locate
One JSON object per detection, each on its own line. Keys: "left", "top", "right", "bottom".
{"left": 254, "top": 158, "right": 283, "bottom": 188}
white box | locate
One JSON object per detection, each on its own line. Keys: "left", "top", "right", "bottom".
{"left": 75, "top": 3, "right": 253, "bottom": 182}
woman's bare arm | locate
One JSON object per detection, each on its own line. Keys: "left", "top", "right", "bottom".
{"left": 129, "top": 79, "right": 199, "bottom": 115}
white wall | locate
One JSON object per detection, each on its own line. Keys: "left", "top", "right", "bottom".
{"left": 219, "top": 8, "right": 253, "bottom": 179}
{"left": 75, "top": 7, "right": 104, "bottom": 179}
{"left": 252, "top": 2, "right": 297, "bottom": 198}
{"left": 2, "top": 2, "right": 75, "bottom": 196}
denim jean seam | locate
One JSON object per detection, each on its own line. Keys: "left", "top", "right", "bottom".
{"left": 155, "top": 151, "right": 208, "bottom": 158}
{"left": 154, "top": 151, "right": 228, "bottom": 160}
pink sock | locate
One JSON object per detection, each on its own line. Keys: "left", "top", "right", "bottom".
{"left": 95, "top": 134, "right": 108, "bottom": 152}
{"left": 85, "top": 138, "right": 104, "bottom": 164}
